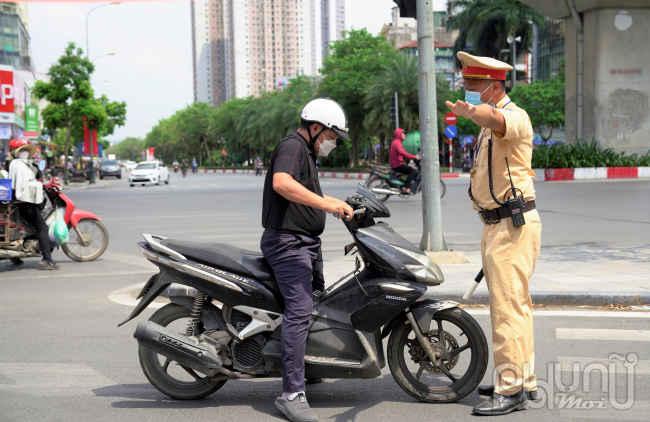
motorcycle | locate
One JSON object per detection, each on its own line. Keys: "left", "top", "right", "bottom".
{"left": 118, "top": 184, "right": 487, "bottom": 403}
{"left": 365, "top": 161, "right": 446, "bottom": 202}
{"left": 0, "top": 177, "right": 109, "bottom": 262}
{"left": 182, "top": 167, "right": 187, "bottom": 178}
{"left": 174, "top": 163, "right": 179, "bottom": 173}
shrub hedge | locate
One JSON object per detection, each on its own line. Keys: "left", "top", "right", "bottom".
{"left": 531, "top": 140, "right": 650, "bottom": 169}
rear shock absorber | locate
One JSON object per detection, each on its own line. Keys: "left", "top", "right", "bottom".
{"left": 185, "top": 292, "right": 207, "bottom": 336}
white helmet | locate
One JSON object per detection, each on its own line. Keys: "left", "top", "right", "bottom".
{"left": 299, "top": 98, "right": 350, "bottom": 141}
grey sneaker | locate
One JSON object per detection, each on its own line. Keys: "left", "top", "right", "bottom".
{"left": 39, "top": 260, "right": 60, "bottom": 270}
{"left": 275, "top": 393, "right": 318, "bottom": 422}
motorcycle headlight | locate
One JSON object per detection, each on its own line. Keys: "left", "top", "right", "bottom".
{"left": 394, "top": 246, "right": 445, "bottom": 285}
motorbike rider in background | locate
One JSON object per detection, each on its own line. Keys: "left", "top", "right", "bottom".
{"left": 389, "top": 128, "right": 419, "bottom": 194}
{"left": 7, "top": 138, "right": 59, "bottom": 270}
{"left": 254, "top": 156, "right": 263, "bottom": 176}
{"left": 173, "top": 159, "right": 179, "bottom": 173}
{"left": 181, "top": 159, "right": 188, "bottom": 177}
{"left": 191, "top": 158, "right": 197, "bottom": 173}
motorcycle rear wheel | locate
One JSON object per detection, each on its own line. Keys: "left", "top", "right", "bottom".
{"left": 387, "top": 307, "right": 488, "bottom": 403}
{"left": 366, "top": 177, "right": 391, "bottom": 202}
{"left": 62, "top": 219, "right": 109, "bottom": 262}
{"left": 139, "top": 304, "right": 227, "bottom": 400}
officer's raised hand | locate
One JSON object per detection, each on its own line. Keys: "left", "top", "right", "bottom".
{"left": 445, "top": 100, "right": 477, "bottom": 119}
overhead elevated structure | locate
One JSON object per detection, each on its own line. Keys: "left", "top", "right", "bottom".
{"left": 520, "top": 0, "right": 650, "bottom": 154}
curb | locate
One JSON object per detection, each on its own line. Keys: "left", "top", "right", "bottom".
{"left": 197, "top": 168, "right": 470, "bottom": 179}
{"left": 534, "top": 166, "right": 650, "bottom": 182}
{"left": 424, "top": 290, "right": 650, "bottom": 307}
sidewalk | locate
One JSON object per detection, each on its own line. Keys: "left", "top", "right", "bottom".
{"left": 322, "top": 245, "right": 650, "bottom": 306}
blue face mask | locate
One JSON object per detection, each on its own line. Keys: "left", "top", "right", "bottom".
{"left": 464, "top": 83, "right": 494, "bottom": 106}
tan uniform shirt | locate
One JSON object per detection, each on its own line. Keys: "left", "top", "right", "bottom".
{"left": 470, "top": 96, "right": 536, "bottom": 211}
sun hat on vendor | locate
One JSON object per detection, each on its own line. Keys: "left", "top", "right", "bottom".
{"left": 454, "top": 51, "right": 513, "bottom": 85}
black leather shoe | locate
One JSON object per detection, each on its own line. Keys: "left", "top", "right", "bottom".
{"left": 472, "top": 390, "right": 527, "bottom": 416}
{"left": 478, "top": 385, "right": 537, "bottom": 400}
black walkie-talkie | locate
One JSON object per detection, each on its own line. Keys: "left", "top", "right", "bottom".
{"left": 505, "top": 157, "right": 526, "bottom": 227}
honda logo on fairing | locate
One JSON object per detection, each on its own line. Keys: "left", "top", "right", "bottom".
{"left": 386, "top": 295, "right": 406, "bottom": 301}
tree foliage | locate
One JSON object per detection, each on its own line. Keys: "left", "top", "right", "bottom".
{"left": 320, "top": 29, "right": 397, "bottom": 165}
{"left": 447, "top": 0, "right": 545, "bottom": 70}
{"left": 106, "top": 137, "right": 144, "bottom": 161}
{"left": 509, "top": 62, "right": 565, "bottom": 143}
{"left": 32, "top": 42, "right": 127, "bottom": 182}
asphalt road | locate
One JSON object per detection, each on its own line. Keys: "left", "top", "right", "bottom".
{"left": 1, "top": 170, "right": 649, "bottom": 421}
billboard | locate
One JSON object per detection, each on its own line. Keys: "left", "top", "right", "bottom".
{"left": 24, "top": 105, "right": 38, "bottom": 137}
{"left": 0, "top": 66, "right": 28, "bottom": 128}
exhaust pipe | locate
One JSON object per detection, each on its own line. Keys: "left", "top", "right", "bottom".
{"left": 371, "top": 188, "right": 399, "bottom": 195}
{"left": 134, "top": 321, "right": 224, "bottom": 376}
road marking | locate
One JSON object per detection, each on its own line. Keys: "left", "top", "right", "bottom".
{"left": 466, "top": 309, "right": 650, "bottom": 318}
{"left": 102, "top": 251, "right": 157, "bottom": 269}
{"left": 556, "top": 357, "right": 650, "bottom": 375}
{"left": 208, "top": 184, "right": 219, "bottom": 187}
{"left": 108, "top": 282, "right": 168, "bottom": 308}
{"left": 557, "top": 328, "right": 650, "bottom": 341}
{"left": 0, "top": 363, "right": 114, "bottom": 396}
{"left": 189, "top": 184, "right": 200, "bottom": 188}
{"left": 1, "top": 270, "right": 156, "bottom": 282}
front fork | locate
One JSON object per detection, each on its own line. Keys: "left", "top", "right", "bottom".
{"left": 405, "top": 309, "right": 443, "bottom": 367}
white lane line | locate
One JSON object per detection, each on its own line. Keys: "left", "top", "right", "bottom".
{"left": 208, "top": 184, "right": 219, "bottom": 187}
{"left": 466, "top": 309, "right": 650, "bottom": 318}
{"left": 557, "top": 328, "right": 650, "bottom": 341}
{"left": 1, "top": 270, "right": 156, "bottom": 282}
{"left": 556, "top": 357, "right": 650, "bottom": 375}
{"left": 108, "top": 282, "right": 167, "bottom": 308}
{"left": 189, "top": 184, "right": 200, "bottom": 188}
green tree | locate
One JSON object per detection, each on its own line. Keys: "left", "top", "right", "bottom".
{"left": 447, "top": 0, "right": 545, "bottom": 81}
{"left": 33, "top": 42, "right": 127, "bottom": 181}
{"left": 106, "top": 137, "right": 144, "bottom": 161}
{"left": 320, "top": 29, "right": 397, "bottom": 166}
{"left": 32, "top": 43, "right": 96, "bottom": 182}
{"left": 509, "top": 62, "right": 564, "bottom": 144}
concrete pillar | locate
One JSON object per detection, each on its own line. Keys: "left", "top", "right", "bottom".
{"left": 565, "top": 8, "right": 650, "bottom": 154}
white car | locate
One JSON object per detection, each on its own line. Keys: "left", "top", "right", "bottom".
{"left": 129, "top": 161, "right": 170, "bottom": 187}
{"left": 124, "top": 161, "right": 138, "bottom": 171}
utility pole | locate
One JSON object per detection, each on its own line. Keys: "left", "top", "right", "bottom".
{"left": 415, "top": 0, "right": 444, "bottom": 251}
{"left": 394, "top": 92, "right": 399, "bottom": 129}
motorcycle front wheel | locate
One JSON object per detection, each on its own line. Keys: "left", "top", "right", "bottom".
{"left": 366, "top": 177, "right": 391, "bottom": 202}
{"left": 62, "top": 219, "right": 109, "bottom": 262}
{"left": 387, "top": 307, "right": 488, "bottom": 403}
{"left": 139, "top": 304, "right": 227, "bottom": 400}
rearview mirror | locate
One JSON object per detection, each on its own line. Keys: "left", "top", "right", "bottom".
{"left": 38, "top": 160, "right": 46, "bottom": 171}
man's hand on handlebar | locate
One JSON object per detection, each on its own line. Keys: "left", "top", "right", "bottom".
{"left": 326, "top": 198, "right": 354, "bottom": 220}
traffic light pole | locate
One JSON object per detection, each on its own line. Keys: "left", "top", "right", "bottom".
{"left": 417, "top": 0, "right": 445, "bottom": 252}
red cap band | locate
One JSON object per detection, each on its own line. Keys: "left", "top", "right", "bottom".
{"left": 462, "top": 66, "right": 507, "bottom": 80}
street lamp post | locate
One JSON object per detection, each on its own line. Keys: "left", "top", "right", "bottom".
{"left": 507, "top": 36, "right": 521, "bottom": 89}
{"left": 86, "top": 3, "right": 120, "bottom": 59}
{"left": 85, "top": 2, "right": 119, "bottom": 184}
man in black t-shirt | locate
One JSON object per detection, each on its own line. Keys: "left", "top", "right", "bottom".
{"left": 261, "top": 98, "right": 353, "bottom": 422}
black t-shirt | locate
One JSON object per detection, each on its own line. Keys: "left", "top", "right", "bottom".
{"left": 262, "top": 131, "right": 326, "bottom": 237}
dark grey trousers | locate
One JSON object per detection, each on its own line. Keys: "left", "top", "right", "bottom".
{"left": 261, "top": 231, "right": 324, "bottom": 393}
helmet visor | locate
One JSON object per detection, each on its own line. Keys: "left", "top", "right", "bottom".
{"left": 332, "top": 127, "right": 350, "bottom": 141}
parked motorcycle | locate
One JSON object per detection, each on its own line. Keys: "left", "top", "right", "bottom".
{"left": 366, "top": 162, "right": 446, "bottom": 202}
{"left": 0, "top": 177, "right": 109, "bottom": 262}
{"left": 118, "top": 184, "right": 487, "bottom": 403}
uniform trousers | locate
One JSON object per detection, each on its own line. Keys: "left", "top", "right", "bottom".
{"left": 261, "top": 231, "right": 324, "bottom": 394}
{"left": 481, "top": 208, "right": 541, "bottom": 395}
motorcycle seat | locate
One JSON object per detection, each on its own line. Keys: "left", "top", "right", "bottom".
{"left": 159, "top": 239, "right": 277, "bottom": 286}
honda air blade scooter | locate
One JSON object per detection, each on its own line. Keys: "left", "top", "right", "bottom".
{"left": 118, "top": 184, "right": 487, "bottom": 403}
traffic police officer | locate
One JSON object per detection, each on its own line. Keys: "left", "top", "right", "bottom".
{"left": 261, "top": 98, "right": 353, "bottom": 422}
{"left": 446, "top": 52, "right": 541, "bottom": 416}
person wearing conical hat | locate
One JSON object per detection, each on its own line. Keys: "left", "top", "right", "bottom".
{"left": 446, "top": 52, "right": 541, "bottom": 416}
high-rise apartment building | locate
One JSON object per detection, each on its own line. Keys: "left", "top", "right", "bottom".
{"left": 0, "top": 2, "right": 31, "bottom": 70}
{"left": 192, "top": 0, "right": 345, "bottom": 106}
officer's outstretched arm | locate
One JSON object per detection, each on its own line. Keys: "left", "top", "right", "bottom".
{"left": 445, "top": 100, "right": 506, "bottom": 134}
